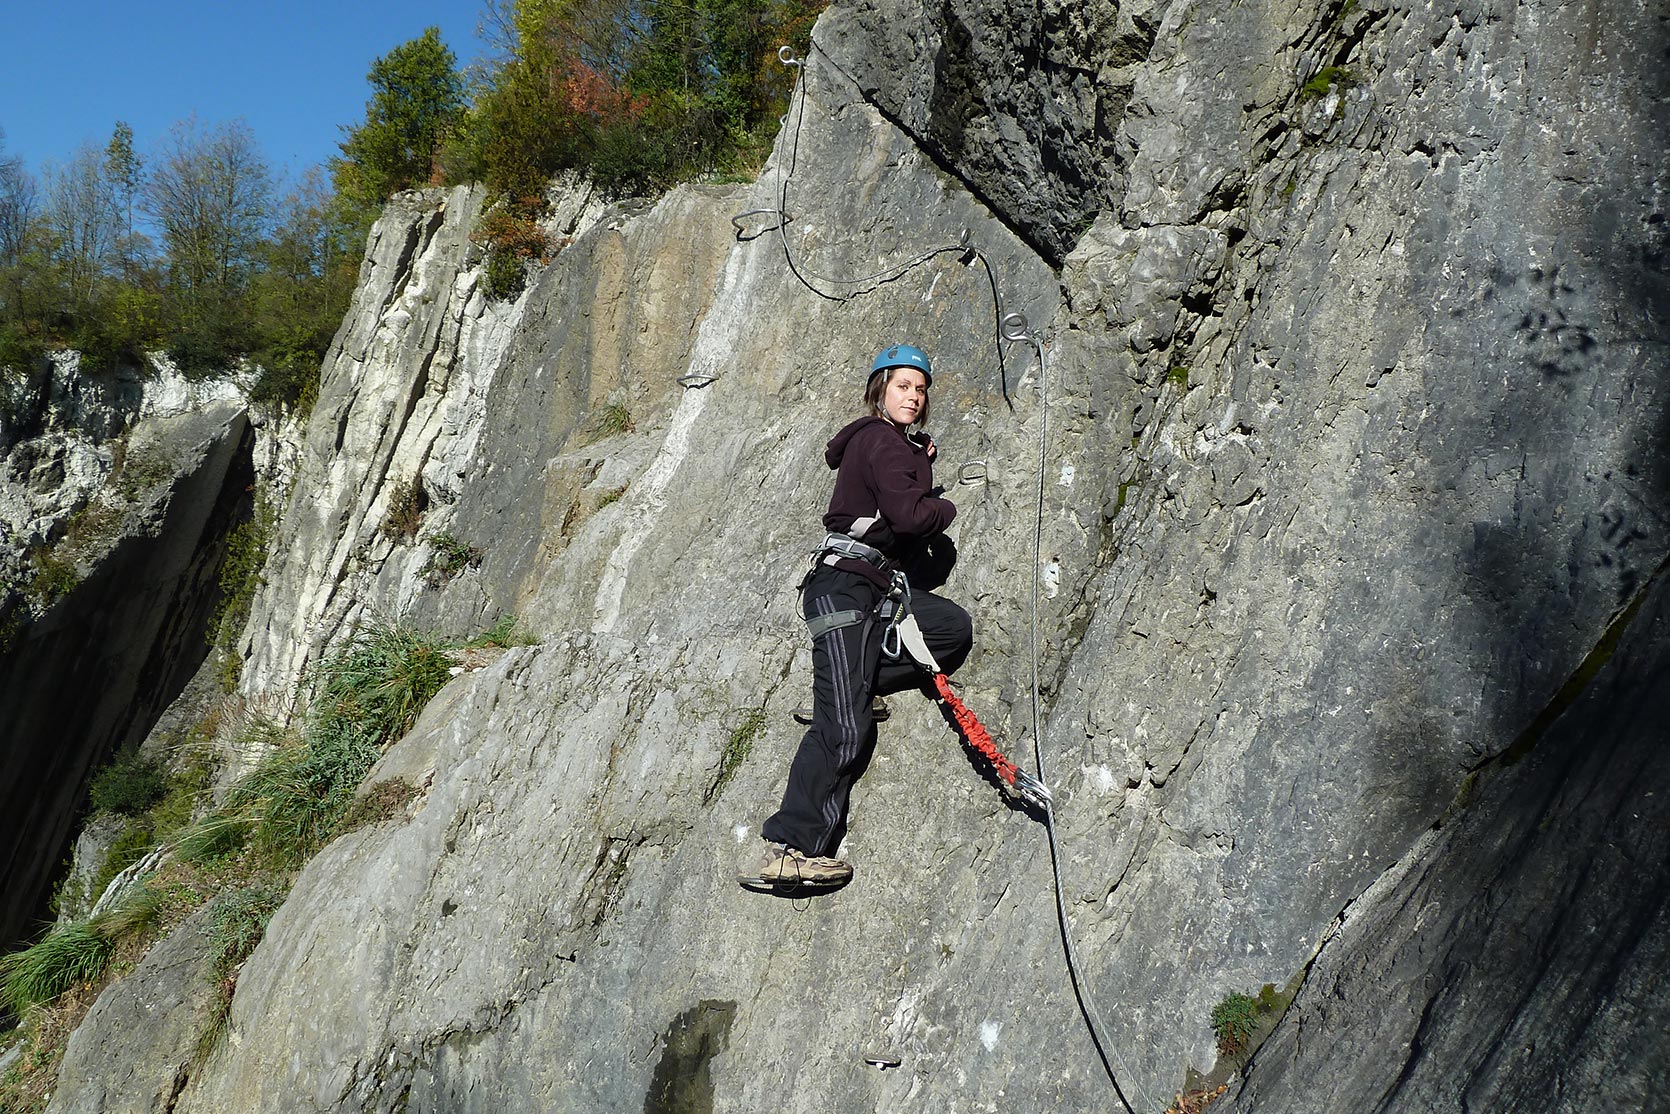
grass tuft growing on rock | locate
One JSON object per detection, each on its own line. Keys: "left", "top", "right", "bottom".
{"left": 337, "top": 777, "right": 422, "bottom": 835}
{"left": 228, "top": 623, "right": 456, "bottom": 867}
{"left": 422, "top": 530, "right": 484, "bottom": 584}
{"left": 705, "top": 709, "right": 766, "bottom": 805}
{"left": 0, "top": 925, "right": 115, "bottom": 1017}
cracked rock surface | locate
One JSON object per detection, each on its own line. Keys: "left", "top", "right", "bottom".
{"left": 45, "top": 0, "right": 1669, "bottom": 1110}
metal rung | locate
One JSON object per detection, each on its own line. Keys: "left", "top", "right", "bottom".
{"left": 731, "top": 208, "right": 788, "bottom": 241}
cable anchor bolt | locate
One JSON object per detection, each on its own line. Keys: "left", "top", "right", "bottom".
{"left": 1001, "top": 311, "right": 1035, "bottom": 344}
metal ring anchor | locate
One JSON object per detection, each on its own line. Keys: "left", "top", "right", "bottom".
{"left": 1001, "top": 311, "right": 1035, "bottom": 343}
{"left": 957, "top": 461, "right": 989, "bottom": 487}
{"left": 778, "top": 45, "right": 802, "bottom": 67}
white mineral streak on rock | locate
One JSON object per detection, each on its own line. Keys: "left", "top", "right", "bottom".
{"left": 590, "top": 387, "right": 707, "bottom": 632}
{"left": 590, "top": 232, "right": 756, "bottom": 633}
{"left": 979, "top": 1020, "right": 1002, "bottom": 1051}
{"left": 136, "top": 359, "right": 252, "bottom": 420}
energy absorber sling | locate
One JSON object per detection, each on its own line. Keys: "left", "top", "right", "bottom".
{"left": 803, "top": 534, "right": 1052, "bottom": 810}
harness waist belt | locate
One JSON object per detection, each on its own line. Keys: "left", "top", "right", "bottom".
{"left": 816, "top": 532, "right": 894, "bottom": 571}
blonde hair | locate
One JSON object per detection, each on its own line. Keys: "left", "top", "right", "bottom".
{"left": 864, "top": 366, "right": 931, "bottom": 428}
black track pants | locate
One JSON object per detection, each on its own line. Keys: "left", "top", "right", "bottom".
{"left": 762, "top": 567, "right": 973, "bottom": 857}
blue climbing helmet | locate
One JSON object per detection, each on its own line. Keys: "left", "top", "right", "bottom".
{"left": 869, "top": 343, "right": 933, "bottom": 387}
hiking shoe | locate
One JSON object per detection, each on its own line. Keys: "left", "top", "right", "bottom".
{"left": 738, "top": 840, "right": 853, "bottom": 889}
{"left": 792, "top": 698, "right": 890, "bottom": 725}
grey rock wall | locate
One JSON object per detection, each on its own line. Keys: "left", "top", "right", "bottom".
{"left": 0, "top": 403, "right": 253, "bottom": 953}
{"left": 1222, "top": 570, "right": 1670, "bottom": 1113}
{"left": 48, "top": 0, "right": 1669, "bottom": 1110}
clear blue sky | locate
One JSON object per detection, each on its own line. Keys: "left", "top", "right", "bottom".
{"left": 0, "top": 1, "right": 488, "bottom": 183}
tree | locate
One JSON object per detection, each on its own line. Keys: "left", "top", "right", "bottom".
{"left": 105, "top": 122, "right": 144, "bottom": 281}
{"left": 41, "top": 142, "right": 122, "bottom": 312}
{"left": 0, "top": 133, "right": 40, "bottom": 327}
{"left": 334, "top": 28, "right": 465, "bottom": 210}
{"left": 250, "top": 168, "right": 360, "bottom": 407}
{"left": 143, "top": 116, "right": 274, "bottom": 369}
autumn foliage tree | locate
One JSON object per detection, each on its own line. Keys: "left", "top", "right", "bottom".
{"left": 448, "top": 0, "right": 823, "bottom": 296}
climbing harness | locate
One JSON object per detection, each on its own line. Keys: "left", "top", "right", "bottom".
{"left": 800, "top": 531, "right": 1047, "bottom": 807}
{"left": 737, "top": 37, "right": 1159, "bottom": 1112}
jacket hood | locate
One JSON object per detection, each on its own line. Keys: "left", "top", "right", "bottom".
{"left": 824, "top": 416, "right": 892, "bottom": 469}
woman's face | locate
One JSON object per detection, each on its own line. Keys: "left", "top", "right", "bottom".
{"left": 881, "top": 368, "right": 929, "bottom": 427}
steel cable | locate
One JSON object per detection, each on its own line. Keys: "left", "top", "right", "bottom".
{"left": 1009, "top": 317, "right": 1161, "bottom": 1114}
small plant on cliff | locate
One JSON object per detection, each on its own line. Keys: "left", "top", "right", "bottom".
{"left": 194, "top": 882, "right": 288, "bottom": 1065}
{"left": 205, "top": 885, "right": 286, "bottom": 976}
{"left": 26, "top": 549, "right": 80, "bottom": 609}
{"left": 1211, "top": 982, "right": 1293, "bottom": 1060}
{"left": 1300, "top": 65, "right": 1360, "bottom": 100}
{"left": 337, "top": 776, "right": 422, "bottom": 834}
{"left": 211, "top": 494, "right": 278, "bottom": 689}
{"left": 422, "top": 530, "right": 484, "bottom": 584}
{"left": 466, "top": 612, "right": 538, "bottom": 648}
{"left": 381, "top": 477, "right": 428, "bottom": 542}
{"left": 705, "top": 708, "right": 766, "bottom": 805}
{"left": 587, "top": 403, "right": 633, "bottom": 442}
{"left": 1211, "top": 992, "right": 1260, "bottom": 1056}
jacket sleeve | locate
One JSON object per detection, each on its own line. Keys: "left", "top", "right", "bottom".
{"left": 866, "top": 428, "right": 956, "bottom": 537}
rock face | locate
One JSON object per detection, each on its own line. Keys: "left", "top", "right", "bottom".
{"left": 48, "top": 0, "right": 1668, "bottom": 1110}
{"left": 44, "top": 906, "right": 222, "bottom": 1114}
{"left": 1222, "top": 574, "right": 1670, "bottom": 1112}
{"left": 0, "top": 401, "right": 253, "bottom": 953}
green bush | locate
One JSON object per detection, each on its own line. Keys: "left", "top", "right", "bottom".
{"left": 0, "top": 924, "right": 115, "bottom": 1015}
{"left": 1212, "top": 992, "right": 1260, "bottom": 1056}
{"left": 87, "top": 751, "right": 170, "bottom": 816}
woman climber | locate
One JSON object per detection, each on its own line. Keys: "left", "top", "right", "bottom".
{"left": 740, "top": 343, "right": 974, "bottom": 891}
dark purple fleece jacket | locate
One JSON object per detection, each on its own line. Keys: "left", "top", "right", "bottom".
{"left": 821, "top": 416, "right": 955, "bottom": 586}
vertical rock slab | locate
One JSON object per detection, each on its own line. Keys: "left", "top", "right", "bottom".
{"left": 44, "top": 907, "right": 221, "bottom": 1114}
{"left": 0, "top": 403, "right": 251, "bottom": 951}
{"left": 1224, "top": 573, "right": 1670, "bottom": 1113}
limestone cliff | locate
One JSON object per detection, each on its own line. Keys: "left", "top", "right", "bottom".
{"left": 44, "top": 0, "right": 1668, "bottom": 1111}
{"left": 0, "top": 361, "right": 257, "bottom": 954}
